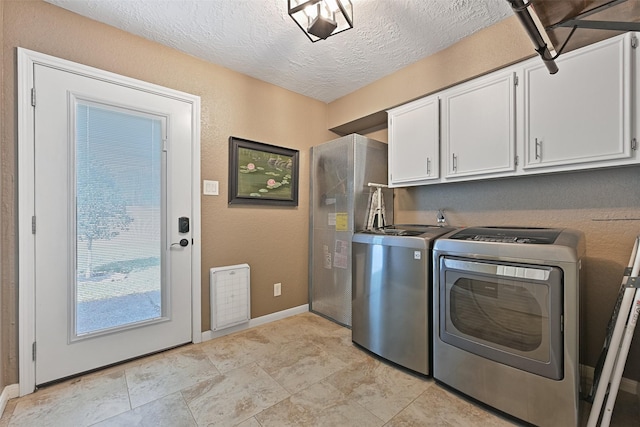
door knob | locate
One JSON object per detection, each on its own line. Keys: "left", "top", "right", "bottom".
{"left": 171, "top": 239, "right": 189, "bottom": 247}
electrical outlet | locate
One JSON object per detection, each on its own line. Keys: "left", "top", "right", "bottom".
{"left": 274, "top": 282, "right": 282, "bottom": 297}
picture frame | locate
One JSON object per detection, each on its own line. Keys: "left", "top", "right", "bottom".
{"left": 228, "top": 136, "right": 299, "bottom": 206}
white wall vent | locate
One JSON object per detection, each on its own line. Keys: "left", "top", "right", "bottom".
{"left": 210, "top": 264, "right": 250, "bottom": 331}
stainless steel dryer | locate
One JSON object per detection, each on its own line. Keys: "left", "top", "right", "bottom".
{"left": 433, "top": 226, "right": 585, "bottom": 427}
{"left": 352, "top": 224, "right": 455, "bottom": 375}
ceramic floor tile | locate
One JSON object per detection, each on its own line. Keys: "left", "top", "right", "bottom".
{"left": 125, "top": 345, "right": 219, "bottom": 408}
{"left": 256, "top": 338, "right": 348, "bottom": 394}
{"left": 235, "top": 417, "right": 262, "bottom": 427}
{"left": 255, "top": 312, "right": 345, "bottom": 344}
{"left": 387, "top": 384, "right": 518, "bottom": 427}
{"left": 324, "top": 357, "right": 431, "bottom": 423}
{"left": 3, "top": 312, "right": 639, "bottom": 427}
{"left": 9, "top": 370, "right": 130, "bottom": 426}
{"left": 199, "top": 327, "right": 278, "bottom": 373}
{"left": 181, "top": 362, "right": 289, "bottom": 426}
{"left": 255, "top": 381, "right": 384, "bottom": 427}
{"left": 0, "top": 398, "right": 18, "bottom": 425}
{"left": 308, "top": 329, "right": 372, "bottom": 366}
{"left": 88, "top": 349, "right": 168, "bottom": 379}
{"left": 92, "top": 392, "right": 196, "bottom": 427}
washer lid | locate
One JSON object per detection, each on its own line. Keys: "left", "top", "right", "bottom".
{"left": 360, "top": 224, "right": 446, "bottom": 237}
{"left": 448, "top": 226, "right": 563, "bottom": 244}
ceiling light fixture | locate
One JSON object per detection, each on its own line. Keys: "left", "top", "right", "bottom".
{"left": 288, "top": 0, "right": 353, "bottom": 42}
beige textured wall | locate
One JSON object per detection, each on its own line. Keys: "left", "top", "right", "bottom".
{"left": 329, "top": 16, "right": 534, "bottom": 132}
{"left": 2, "top": 0, "right": 334, "bottom": 384}
{"left": 363, "top": 128, "right": 387, "bottom": 144}
{"left": 0, "top": 0, "right": 4, "bottom": 391}
{"left": 334, "top": 19, "right": 640, "bottom": 381}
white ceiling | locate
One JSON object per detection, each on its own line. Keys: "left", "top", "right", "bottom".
{"left": 44, "top": 0, "right": 514, "bottom": 103}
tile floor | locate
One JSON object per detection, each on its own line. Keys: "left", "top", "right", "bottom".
{"left": 1, "top": 312, "right": 637, "bottom": 426}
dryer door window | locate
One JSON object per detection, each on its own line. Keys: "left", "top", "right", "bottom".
{"left": 439, "top": 256, "right": 564, "bottom": 380}
{"left": 450, "top": 276, "right": 544, "bottom": 352}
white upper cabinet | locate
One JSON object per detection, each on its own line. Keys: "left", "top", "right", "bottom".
{"left": 441, "top": 69, "right": 517, "bottom": 180}
{"left": 387, "top": 95, "right": 440, "bottom": 187}
{"left": 385, "top": 33, "right": 637, "bottom": 187}
{"left": 523, "top": 33, "right": 635, "bottom": 171}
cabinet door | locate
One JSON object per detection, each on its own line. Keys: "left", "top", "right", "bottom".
{"left": 524, "top": 34, "right": 633, "bottom": 170}
{"left": 442, "top": 70, "right": 516, "bottom": 179}
{"left": 388, "top": 96, "right": 440, "bottom": 187}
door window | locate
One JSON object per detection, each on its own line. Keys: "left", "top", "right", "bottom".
{"left": 75, "top": 102, "right": 165, "bottom": 337}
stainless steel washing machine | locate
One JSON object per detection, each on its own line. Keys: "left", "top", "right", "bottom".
{"left": 352, "top": 224, "right": 455, "bottom": 375}
{"left": 433, "top": 226, "right": 585, "bottom": 427}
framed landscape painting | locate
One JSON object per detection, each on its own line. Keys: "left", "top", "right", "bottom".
{"left": 228, "top": 137, "right": 299, "bottom": 206}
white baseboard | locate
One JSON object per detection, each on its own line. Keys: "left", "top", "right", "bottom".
{"left": 201, "top": 304, "right": 309, "bottom": 342}
{"left": 0, "top": 384, "right": 20, "bottom": 417}
{"left": 581, "top": 364, "right": 638, "bottom": 395}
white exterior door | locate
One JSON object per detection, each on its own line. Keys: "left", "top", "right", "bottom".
{"left": 19, "top": 50, "right": 201, "bottom": 387}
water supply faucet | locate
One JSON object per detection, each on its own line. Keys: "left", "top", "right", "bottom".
{"left": 437, "top": 209, "right": 447, "bottom": 226}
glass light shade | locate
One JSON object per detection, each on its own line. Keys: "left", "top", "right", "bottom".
{"left": 288, "top": 0, "right": 353, "bottom": 42}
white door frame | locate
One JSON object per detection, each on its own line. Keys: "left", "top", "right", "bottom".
{"left": 17, "top": 48, "right": 202, "bottom": 396}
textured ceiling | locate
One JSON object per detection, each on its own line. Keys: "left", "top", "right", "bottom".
{"left": 44, "top": 0, "right": 514, "bottom": 103}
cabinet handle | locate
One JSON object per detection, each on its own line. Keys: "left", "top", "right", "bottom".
{"left": 426, "top": 157, "right": 431, "bottom": 175}
{"left": 535, "top": 138, "right": 542, "bottom": 160}
{"left": 452, "top": 153, "right": 458, "bottom": 172}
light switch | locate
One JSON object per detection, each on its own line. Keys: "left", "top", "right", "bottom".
{"left": 203, "top": 180, "right": 219, "bottom": 196}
